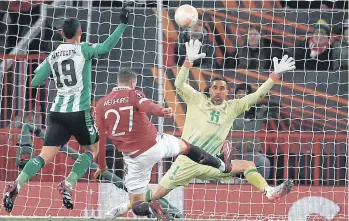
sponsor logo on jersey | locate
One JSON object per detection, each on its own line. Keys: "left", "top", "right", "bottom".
{"left": 89, "top": 127, "right": 95, "bottom": 135}
{"left": 208, "top": 111, "right": 220, "bottom": 125}
{"left": 136, "top": 92, "right": 144, "bottom": 99}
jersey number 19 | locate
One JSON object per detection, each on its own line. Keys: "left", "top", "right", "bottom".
{"left": 53, "top": 59, "right": 77, "bottom": 88}
{"left": 104, "top": 106, "right": 134, "bottom": 136}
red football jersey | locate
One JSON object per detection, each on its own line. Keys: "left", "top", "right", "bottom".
{"left": 96, "top": 87, "right": 165, "bottom": 169}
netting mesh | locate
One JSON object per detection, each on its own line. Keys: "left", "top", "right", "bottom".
{"left": 0, "top": 0, "right": 348, "bottom": 220}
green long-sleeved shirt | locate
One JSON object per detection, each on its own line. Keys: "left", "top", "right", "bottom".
{"left": 32, "top": 23, "right": 127, "bottom": 112}
{"left": 175, "top": 60, "right": 277, "bottom": 155}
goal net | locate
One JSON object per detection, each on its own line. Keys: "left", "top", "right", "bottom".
{"left": 0, "top": 0, "right": 348, "bottom": 220}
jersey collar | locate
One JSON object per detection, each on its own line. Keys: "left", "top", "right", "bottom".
{"left": 113, "top": 86, "right": 130, "bottom": 91}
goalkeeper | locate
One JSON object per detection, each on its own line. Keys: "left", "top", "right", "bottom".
{"left": 107, "top": 39, "right": 295, "bottom": 219}
{"left": 2, "top": 5, "right": 130, "bottom": 212}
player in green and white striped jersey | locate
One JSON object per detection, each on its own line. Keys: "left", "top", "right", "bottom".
{"left": 3, "top": 5, "right": 130, "bottom": 212}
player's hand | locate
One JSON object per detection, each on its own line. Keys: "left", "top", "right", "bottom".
{"left": 94, "top": 167, "right": 107, "bottom": 180}
{"left": 185, "top": 39, "right": 206, "bottom": 62}
{"left": 163, "top": 107, "right": 173, "bottom": 118}
{"left": 272, "top": 55, "right": 296, "bottom": 75}
{"left": 120, "top": 3, "right": 131, "bottom": 24}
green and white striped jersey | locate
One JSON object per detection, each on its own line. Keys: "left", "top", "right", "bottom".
{"left": 32, "top": 23, "right": 127, "bottom": 113}
{"left": 43, "top": 43, "right": 92, "bottom": 112}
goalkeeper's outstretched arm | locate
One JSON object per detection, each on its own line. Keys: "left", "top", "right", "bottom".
{"left": 233, "top": 55, "right": 296, "bottom": 114}
{"left": 175, "top": 39, "right": 206, "bottom": 104}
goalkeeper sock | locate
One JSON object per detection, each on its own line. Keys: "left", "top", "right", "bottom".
{"left": 184, "top": 143, "right": 225, "bottom": 172}
{"left": 145, "top": 190, "right": 170, "bottom": 209}
{"left": 145, "top": 189, "right": 152, "bottom": 202}
{"left": 244, "top": 166, "right": 269, "bottom": 192}
{"left": 66, "top": 152, "right": 93, "bottom": 186}
{"left": 132, "top": 201, "right": 152, "bottom": 216}
{"left": 16, "top": 156, "right": 45, "bottom": 191}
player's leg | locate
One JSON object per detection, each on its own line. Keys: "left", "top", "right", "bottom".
{"left": 156, "top": 133, "right": 228, "bottom": 172}
{"left": 231, "top": 159, "right": 293, "bottom": 202}
{"left": 58, "top": 110, "right": 99, "bottom": 210}
{"left": 147, "top": 148, "right": 201, "bottom": 202}
{"left": 129, "top": 191, "right": 172, "bottom": 220}
{"left": 243, "top": 151, "right": 271, "bottom": 179}
{"left": 178, "top": 139, "right": 226, "bottom": 171}
{"left": 3, "top": 112, "right": 70, "bottom": 212}
{"left": 107, "top": 150, "right": 224, "bottom": 218}
{"left": 123, "top": 146, "right": 172, "bottom": 220}
{"left": 141, "top": 134, "right": 229, "bottom": 201}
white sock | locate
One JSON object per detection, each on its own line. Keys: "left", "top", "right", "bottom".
{"left": 65, "top": 180, "right": 73, "bottom": 189}
{"left": 119, "top": 202, "right": 131, "bottom": 214}
{"left": 264, "top": 186, "right": 273, "bottom": 196}
{"left": 218, "top": 158, "right": 226, "bottom": 172}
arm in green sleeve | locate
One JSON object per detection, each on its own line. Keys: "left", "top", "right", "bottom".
{"left": 82, "top": 24, "right": 127, "bottom": 59}
{"left": 31, "top": 59, "right": 51, "bottom": 87}
{"left": 95, "top": 23, "right": 127, "bottom": 55}
{"left": 174, "top": 60, "right": 201, "bottom": 104}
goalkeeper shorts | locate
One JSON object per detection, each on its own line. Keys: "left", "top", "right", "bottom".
{"left": 159, "top": 155, "right": 233, "bottom": 190}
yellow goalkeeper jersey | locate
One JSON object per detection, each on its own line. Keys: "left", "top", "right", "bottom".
{"left": 175, "top": 61, "right": 276, "bottom": 156}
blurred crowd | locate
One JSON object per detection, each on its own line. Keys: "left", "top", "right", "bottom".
{"left": 175, "top": 18, "right": 348, "bottom": 71}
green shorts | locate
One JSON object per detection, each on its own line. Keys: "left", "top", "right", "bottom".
{"left": 159, "top": 155, "right": 233, "bottom": 190}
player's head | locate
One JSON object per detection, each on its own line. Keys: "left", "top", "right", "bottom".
{"left": 234, "top": 83, "right": 253, "bottom": 99}
{"left": 117, "top": 69, "right": 137, "bottom": 89}
{"left": 209, "top": 77, "right": 228, "bottom": 105}
{"left": 61, "top": 18, "right": 82, "bottom": 42}
{"left": 247, "top": 26, "right": 261, "bottom": 48}
{"left": 312, "top": 19, "right": 330, "bottom": 46}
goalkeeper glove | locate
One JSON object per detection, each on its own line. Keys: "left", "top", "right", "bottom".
{"left": 185, "top": 39, "right": 206, "bottom": 62}
{"left": 273, "top": 55, "right": 296, "bottom": 75}
{"left": 120, "top": 3, "right": 131, "bottom": 24}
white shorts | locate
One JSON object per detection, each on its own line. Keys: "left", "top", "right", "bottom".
{"left": 123, "top": 133, "right": 180, "bottom": 194}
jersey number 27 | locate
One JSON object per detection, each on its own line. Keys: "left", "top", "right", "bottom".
{"left": 104, "top": 106, "right": 134, "bottom": 136}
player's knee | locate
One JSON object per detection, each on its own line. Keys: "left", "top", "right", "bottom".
{"left": 232, "top": 160, "right": 255, "bottom": 172}
{"left": 151, "top": 185, "right": 170, "bottom": 201}
{"left": 39, "top": 146, "right": 60, "bottom": 164}
{"left": 178, "top": 139, "right": 189, "bottom": 154}
{"left": 88, "top": 142, "right": 99, "bottom": 158}
{"left": 129, "top": 193, "right": 145, "bottom": 207}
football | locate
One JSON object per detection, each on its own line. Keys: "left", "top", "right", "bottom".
{"left": 174, "top": 4, "right": 198, "bottom": 29}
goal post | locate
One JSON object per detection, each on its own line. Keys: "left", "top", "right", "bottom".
{"left": 0, "top": 0, "right": 348, "bottom": 220}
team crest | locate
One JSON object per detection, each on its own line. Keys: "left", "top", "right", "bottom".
{"left": 136, "top": 92, "right": 144, "bottom": 100}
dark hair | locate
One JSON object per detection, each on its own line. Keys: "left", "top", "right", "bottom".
{"left": 118, "top": 69, "right": 137, "bottom": 83}
{"left": 203, "top": 86, "right": 210, "bottom": 96}
{"left": 210, "top": 77, "right": 228, "bottom": 87}
{"left": 62, "top": 18, "right": 81, "bottom": 39}
{"left": 234, "top": 83, "right": 253, "bottom": 94}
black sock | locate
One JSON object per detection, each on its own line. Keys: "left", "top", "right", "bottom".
{"left": 132, "top": 201, "right": 152, "bottom": 216}
{"left": 183, "top": 141, "right": 224, "bottom": 171}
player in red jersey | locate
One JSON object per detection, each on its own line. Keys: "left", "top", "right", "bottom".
{"left": 95, "top": 69, "right": 232, "bottom": 220}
